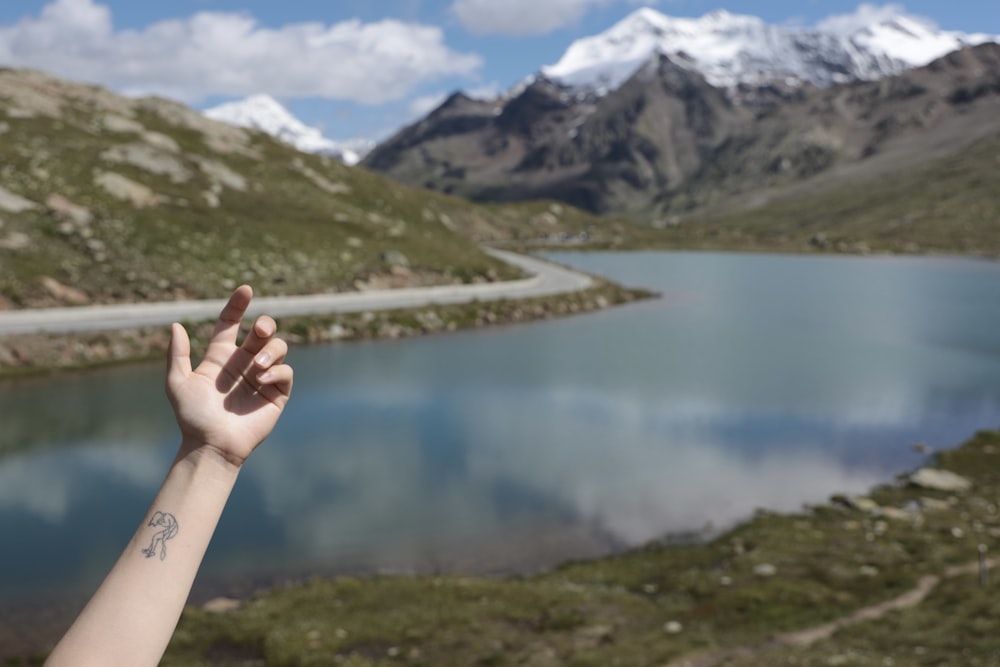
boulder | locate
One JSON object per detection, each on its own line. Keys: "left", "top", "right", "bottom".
{"left": 753, "top": 563, "right": 777, "bottom": 577}
{"left": 101, "top": 143, "right": 191, "bottom": 183}
{"left": 380, "top": 250, "right": 410, "bottom": 268}
{"left": 907, "top": 468, "right": 971, "bottom": 493}
{"left": 833, "top": 494, "right": 881, "bottom": 514}
{"left": 94, "top": 171, "right": 163, "bottom": 208}
{"left": 0, "top": 186, "right": 39, "bottom": 213}
{"left": 40, "top": 276, "right": 89, "bottom": 305}
{"left": 46, "top": 194, "right": 93, "bottom": 226}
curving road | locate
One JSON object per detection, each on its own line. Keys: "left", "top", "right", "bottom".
{"left": 0, "top": 249, "right": 594, "bottom": 335}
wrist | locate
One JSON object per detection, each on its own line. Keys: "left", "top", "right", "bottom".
{"left": 175, "top": 439, "right": 245, "bottom": 479}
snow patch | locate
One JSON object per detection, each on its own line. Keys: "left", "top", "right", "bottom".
{"left": 204, "top": 95, "right": 373, "bottom": 165}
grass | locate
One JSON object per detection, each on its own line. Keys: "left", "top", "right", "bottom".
{"left": 627, "top": 131, "right": 1000, "bottom": 257}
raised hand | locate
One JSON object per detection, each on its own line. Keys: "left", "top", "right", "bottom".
{"left": 165, "top": 285, "right": 293, "bottom": 468}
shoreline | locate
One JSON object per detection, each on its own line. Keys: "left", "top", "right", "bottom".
{"left": 0, "top": 278, "right": 655, "bottom": 379}
{"left": 4, "top": 429, "right": 997, "bottom": 664}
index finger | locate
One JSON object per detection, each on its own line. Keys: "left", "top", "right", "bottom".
{"left": 209, "top": 285, "right": 254, "bottom": 348}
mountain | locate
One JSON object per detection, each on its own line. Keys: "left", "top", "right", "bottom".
{"left": 362, "top": 7, "right": 1000, "bottom": 218}
{"left": 540, "top": 7, "right": 998, "bottom": 93}
{"left": 204, "top": 94, "right": 373, "bottom": 165}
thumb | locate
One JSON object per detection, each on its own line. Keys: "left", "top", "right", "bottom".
{"left": 166, "top": 322, "right": 193, "bottom": 393}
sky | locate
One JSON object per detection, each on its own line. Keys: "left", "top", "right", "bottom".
{"left": 0, "top": 0, "right": 997, "bottom": 144}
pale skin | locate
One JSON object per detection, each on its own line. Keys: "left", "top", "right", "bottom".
{"left": 44, "top": 285, "right": 293, "bottom": 667}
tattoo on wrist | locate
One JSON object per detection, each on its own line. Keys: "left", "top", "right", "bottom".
{"left": 141, "top": 511, "right": 179, "bottom": 561}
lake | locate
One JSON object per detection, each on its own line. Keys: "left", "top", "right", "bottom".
{"left": 2, "top": 250, "right": 1000, "bottom": 617}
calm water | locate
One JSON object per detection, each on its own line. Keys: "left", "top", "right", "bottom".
{"left": 2, "top": 251, "right": 1000, "bottom": 607}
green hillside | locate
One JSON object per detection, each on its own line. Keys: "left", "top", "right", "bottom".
{"left": 0, "top": 69, "right": 618, "bottom": 310}
{"left": 642, "top": 130, "right": 1000, "bottom": 257}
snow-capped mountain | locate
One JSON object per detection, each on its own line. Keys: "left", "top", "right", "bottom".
{"left": 203, "top": 94, "right": 373, "bottom": 166}
{"left": 541, "top": 7, "right": 999, "bottom": 93}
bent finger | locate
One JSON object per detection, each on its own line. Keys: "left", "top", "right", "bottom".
{"left": 253, "top": 336, "right": 288, "bottom": 370}
{"left": 257, "top": 364, "right": 293, "bottom": 399}
{"left": 241, "top": 315, "right": 278, "bottom": 358}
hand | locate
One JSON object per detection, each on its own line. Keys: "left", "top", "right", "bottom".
{"left": 166, "top": 285, "right": 293, "bottom": 468}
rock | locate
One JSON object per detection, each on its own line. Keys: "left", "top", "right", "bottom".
{"left": 0, "top": 342, "right": 18, "bottom": 365}
{"left": 40, "top": 276, "right": 89, "bottom": 305}
{"left": 574, "top": 624, "right": 614, "bottom": 649}
{"left": 101, "top": 143, "right": 191, "bottom": 183}
{"left": 95, "top": 171, "right": 163, "bottom": 208}
{"left": 327, "top": 324, "right": 350, "bottom": 339}
{"left": 0, "top": 186, "right": 39, "bottom": 213}
{"left": 141, "top": 131, "right": 181, "bottom": 153}
{"left": 859, "top": 565, "right": 879, "bottom": 577}
{"left": 137, "top": 96, "right": 255, "bottom": 156}
{"left": 663, "top": 621, "right": 683, "bottom": 634}
{"left": 833, "top": 494, "right": 881, "bottom": 514}
{"left": 919, "top": 497, "right": 952, "bottom": 512}
{"left": 296, "top": 163, "right": 350, "bottom": 195}
{"left": 753, "top": 563, "right": 777, "bottom": 577}
{"left": 380, "top": 250, "right": 409, "bottom": 268}
{"left": 907, "top": 468, "right": 971, "bottom": 493}
{"left": 202, "top": 597, "right": 241, "bottom": 613}
{"left": 46, "top": 194, "right": 93, "bottom": 226}
{"left": 101, "top": 113, "right": 146, "bottom": 134}
{"left": 0, "top": 232, "right": 30, "bottom": 250}
{"left": 192, "top": 155, "right": 247, "bottom": 191}
{"left": 0, "top": 70, "right": 64, "bottom": 117}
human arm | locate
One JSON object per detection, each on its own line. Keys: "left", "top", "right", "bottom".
{"left": 45, "top": 285, "right": 293, "bottom": 667}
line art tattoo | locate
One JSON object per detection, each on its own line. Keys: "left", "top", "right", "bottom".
{"left": 141, "top": 511, "right": 179, "bottom": 561}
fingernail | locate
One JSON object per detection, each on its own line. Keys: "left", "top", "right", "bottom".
{"left": 255, "top": 351, "right": 272, "bottom": 367}
{"left": 258, "top": 370, "right": 273, "bottom": 382}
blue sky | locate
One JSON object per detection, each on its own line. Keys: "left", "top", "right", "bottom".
{"left": 0, "top": 0, "right": 997, "bottom": 143}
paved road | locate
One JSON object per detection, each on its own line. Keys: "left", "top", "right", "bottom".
{"left": 0, "top": 249, "right": 594, "bottom": 335}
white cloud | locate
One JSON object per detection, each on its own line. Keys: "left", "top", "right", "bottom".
{"left": 815, "top": 3, "right": 934, "bottom": 36}
{"left": 450, "top": 0, "right": 630, "bottom": 36}
{"left": 0, "top": 0, "right": 483, "bottom": 104}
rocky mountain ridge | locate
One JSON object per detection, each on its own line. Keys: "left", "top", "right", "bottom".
{"left": 540, "top": 7, "right": 998, "bottom": 94}
{"left": 363, "top": 40, "right": 1000, "bottom": 217}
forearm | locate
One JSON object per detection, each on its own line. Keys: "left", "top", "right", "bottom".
{"left": 45, "top": 443, "right": 240, "bottom": 667}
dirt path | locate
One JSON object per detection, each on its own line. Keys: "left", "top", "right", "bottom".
{"left": 663, "top": 559, "right": 991, "bottom": 667}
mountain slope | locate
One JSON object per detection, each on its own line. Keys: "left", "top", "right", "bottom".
{"left": 0, "top": 68, "right": 615, "bottom": 311}
{"left": 364, "top": 39, "right": 1000, "bottom": 217}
